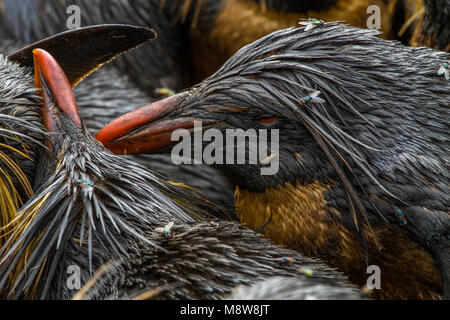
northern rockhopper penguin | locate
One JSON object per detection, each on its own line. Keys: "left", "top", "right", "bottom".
{"left": 70, "top": 66, "right": 235, "bottom": 214}
{"left": 1, "top": 0, "right": 442, "bottom": 216}
{"left": 98, "top": 23, "right": 450, "bottom": 299}
{"left": 0, "top": 24, "right": 157, "bottom": 240}
{"left": 0, "top": 0, "right": 237, "bottom": 214}
{"left": 0, "top": 47, "right": 44, "bottom": 238}
{"left": 0, "top": 48, "right": 363, "bottom": 301}
{"left": 162, "top": 0, "right": 448, "bottom": 81}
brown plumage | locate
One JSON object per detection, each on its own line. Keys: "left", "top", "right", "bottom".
{"left": 97, "top": 23, "right": 450, "bottom": 299}
{"left": 186, "top": 0, "right": 399, "bottom": 82}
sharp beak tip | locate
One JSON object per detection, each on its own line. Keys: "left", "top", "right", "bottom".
{"left": 33, "top": 48, "right": 82, "bottom": 130}
{"left": 32, "top": 48, "right": 46, "bottom": 58}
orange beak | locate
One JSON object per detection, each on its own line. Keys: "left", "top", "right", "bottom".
{"left": 96, "top": 93, "right": 214, "bottom": 155}
{"left": 33, "top": 48, "right": 81, "bottom": 132}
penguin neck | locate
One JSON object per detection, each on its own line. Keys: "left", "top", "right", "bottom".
{"left": 233, "top": 181, "right": 442, "bottom": 299}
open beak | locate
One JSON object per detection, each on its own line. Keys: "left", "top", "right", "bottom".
{"left": 96, "top": 93, "right": 215, "bottom": 155}
{"left": 33, "top": 49, "right": 81, "bottom": 132}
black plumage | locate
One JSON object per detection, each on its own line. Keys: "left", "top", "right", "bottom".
{"left": 0, "top": 52, "right": 45, "bottom": 231}
{"left": 0, "top": 0, "right": 190, "bottom": 92}
{"left": 0, "top": 45, "right": 223, "bottom": 299}
{"left": 99, "top": 23, "right": 450, "bottom": 299}
{"left": 410, "top": 0, "right": 450, "bottom": 51}
{"left": 0, "top": 0, "right": 236, "bottom": 214}
{"left": 73, "top": 221, "right": 365, "bottom": 300}
{"left": 0, "top": 113, "right": 224, "bottom": 299}
{"left": 0, "top": 25, "right": 156, "bottom": 230}
{"left": 0, "top": 48, "right": 362, "bottom": 301}
{"left": 74, "top": 66, "right": 235, "bottom": 213}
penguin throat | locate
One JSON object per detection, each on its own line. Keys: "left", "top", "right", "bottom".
{"left": 234, "top": 180, "right": 335, "bottom": 252}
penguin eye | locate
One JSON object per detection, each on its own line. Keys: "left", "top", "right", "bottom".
{"left": 259, "top": 117, "right": 279, "bottom": 124}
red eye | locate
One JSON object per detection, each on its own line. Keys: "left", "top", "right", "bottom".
{"left": 260, "top": 117, "right": 278, "bottom": 124}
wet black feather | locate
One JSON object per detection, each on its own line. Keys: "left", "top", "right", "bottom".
{"left": 0, "top": 112, "right": 226, "bottom": 299}
{"left": 170, "top": 23, "right": 449, "bottom": 262}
